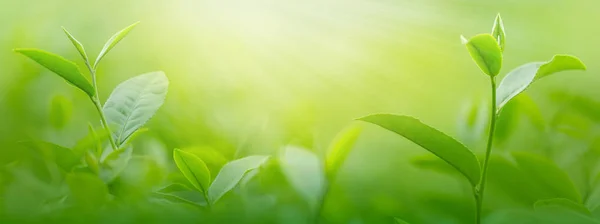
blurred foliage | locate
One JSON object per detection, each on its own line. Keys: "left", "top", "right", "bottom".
{"left": 1, "top": 0, "right": 600, "bottom": 223}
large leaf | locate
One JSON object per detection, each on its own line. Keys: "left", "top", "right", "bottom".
{"left": 66, "top": 172, "right": 109, "bottom": 211}
{"left": 62, "top": 27, "right": 89, "bottom": 62}
{"left": 94, "top": 22, "right": 139, "bottom": 68}
{"left": 14, "top": 48, "right": 95, "bottom": 96}
{"left": 496, "top": 55, "right": 586, "bottom": 111}
{"left": 359, "top": 114, "right": 481, "bottom": 186}
{"left": 325, "top": 124, "right": 362, "bottom": 179}
{"left": 103, "top": 71, "right": 168, "bottom": 147}
{"left": 464, "top": 34, "right": 503, "bottom": 77}
{"left": 173, "top": 148, "right": 211, "bottom": 192}
{"left": 491, "top": 14, "right": 506, "bottom": 52}
{"left": 207, "top": 155, "right": 269, "bottom": 204}
{"left": 279, "top": 146, "right": 326, "bottom": 210}
{"left": 512, "top": 152, "right": 581, "bottom": 202}
{"left": 534, "top": 198, "right": 591, "bottom": 216}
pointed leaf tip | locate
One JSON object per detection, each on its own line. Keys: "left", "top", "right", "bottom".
{"left": 15, "top": 48, "right": 95, "bottom": 97}
{"left": 358, "top": 114, "right": 481, "bottom": 186}
{"left": 465, "top": 34, "right": 503, "bottom": 77}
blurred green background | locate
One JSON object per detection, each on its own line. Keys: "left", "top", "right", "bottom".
{"left": 1, "top": 0, "right": 599, "bottom": 223}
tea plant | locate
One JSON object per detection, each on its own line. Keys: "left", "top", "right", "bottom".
{"left": 14, "top": 23, "right": 168, "bottom": 188}
{"left": 277, "top": 125, "right": 362, "bottom": 223}
{"left": 155, "top": 148, "right": 270, "bottom": 209}
{"left": 358, "top": 14, "right": 587, "bottom": 223}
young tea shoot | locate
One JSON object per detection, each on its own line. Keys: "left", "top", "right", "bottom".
{"left": 358, "top": 14, "right": 587, "bottom": 223}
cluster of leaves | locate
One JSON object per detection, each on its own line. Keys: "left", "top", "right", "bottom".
{"left": 5, "top": 14, "right": 598, "bottom": 224}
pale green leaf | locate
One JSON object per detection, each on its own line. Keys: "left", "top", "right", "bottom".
{"left": 464, "top": 34, "right": 503, "bottom": 77}
{"left": 62, "top": 27, "right": 88, "bottom": 62}
{"left": 94, "top": 22, "right": 139, "bottom": 68}
{"left": 103, "top": 71, "right": 168, "bottom": 147}
{"left": 325, "top": 124, "right": 362, "bottom": 179}
{"left": 491, "top": 13, "right": 506, "bottom": 51}
{"left": 358, "top": 114, "right": 481, "bottom": 186}
{"left": 279, "top": 146, "right": 326, "bottom": 210}
{"left": 173, "top": 148, "right": 211, "bottom": 192}
{"left": 496, "top": 55, "right": 586, "bottom": 111}
{"left": 14, "top": 48, "right": 95, "bottom": 96}
{"left": 208, "top": 155, "right": 269, "bottom": 204}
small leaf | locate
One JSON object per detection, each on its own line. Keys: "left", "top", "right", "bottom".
{"left": 173, "top": 148, "right": 211, "bottom": 192}
{"left": 464, "top": 34, "right": 503, "bottom": 77}
{"left": 99, "top": 146, "right": 133, "bottom": 183}
{"left": 491, "top": 13, "right": 506, "bottom": 51}
{"left": 14, "top": 49, "right": 95, "bottom": 96}
{"left": 49, "top": 95, "right": 72, "bottom": 129}
{"left": 279, "top": 146, "right": 326, "bottom": 210}
{"left": 208, "top": 155, "right": 269, "bottom": 204}
{"left": 535, "top": 198, "right": 591, "bottom": 216}
{"left": 94, "top": 22, "right": 140, "bottom": 68}
{"left": 496, "top": 55, "right": 586, "bottom": 111}
{"left": 359, "top": 114, "right": 481, "bottom": 186}
{"left": 325, "top": 124, "right": 362, "bottom": 179}
{"left": 62, "top": 27, "right": 88, "bottom": 62}
{"left": 103, "top": 71, "right": 168, "bottom": 147}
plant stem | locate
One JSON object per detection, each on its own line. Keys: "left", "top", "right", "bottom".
{"left": 314, "top": 180, "right": 330, "bottom": 224}
{"left": 203, "top": 190, "right": 212, "bottom": 210}
{"left": 475, "top": 76, "right": 497, "bottom": 224}
{"left": 86, "top": 61, "right": 119, "bottom": 151}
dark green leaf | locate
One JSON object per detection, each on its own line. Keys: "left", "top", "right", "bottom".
{"left": 359, "top": 114, "right": 481, "bottom": 186}
{"left": 94, "top": 22, "right": 140, "bottom": 68}
{"left": 534, "top": 198, "right": 591, "bottom": 216}
{"left": 464, "top": 34, "right": 503, "bottom": 77}
{"left": 14, "top": 48, "right": 95, "bottom": 96}
{"left": 173, "top": 148, "right": 211, "bottom": 192}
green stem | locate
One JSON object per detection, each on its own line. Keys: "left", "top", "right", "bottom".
{"left": 314, "top": 180, "right": 330, "bottom": 224}
{"left": 475, "top": 76, "right": 497, "bottom": 224}
{"left": 203, "top": 190, "right": 212, "bottom": 210}
{"left": 86, "top": 61, "right": 119, "bottom": 151}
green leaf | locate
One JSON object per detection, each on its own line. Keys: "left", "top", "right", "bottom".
{"left": 511, "top": 151, "right": 581, "bottom": 202}
{"left": 99, "top": 146, "right": 133, "bottom": 183}
{"left": 94, "top": 22, "right": 139, "bottom": 68}
{"left": 325, "top": 124, "right": 362, "bottom": 179}
{"left": 279, "top": 146, "right": 326, "bottom": 210}
{"left": 62, "top": 27, "right": 88, "bottom": 62}
{"left": 49, "top": 95, "right": 72, "bottom": 129}
{"left": 496, "top": 55, "right": 586, "bottom": 111}
{"left": 153, "top": 184, "right": 207, "bottom": 208}
{"left": 358, "top": 114, "right": 481, "bottom": 186}
{"left": 491, "top": 13, "right": 506, "bottom": 51}
{"left": 535, "top": 198, "right": 591, "bottom": 216}
{"left": 464, "top": 34, "right": 503, "bottom": 77}
{"left": 395, "top": 217, "right": 410, "bottom": 224}
{"left": 66, "top": 172, "right": 109, "bottom": 211}
{"left": 208, "top": 155, "right": 269, "bottom": 204}
{"left": 20, "top": 141, "right": 80, "bottom": 172}
{"left": 103, "top": 71, "right": 168, "bottom": 147}
{"left": 14, "top": 48, "right": 95, "bottom": 96}
{"left": 173, "top": 148, "right": 211, "bottom": 192}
